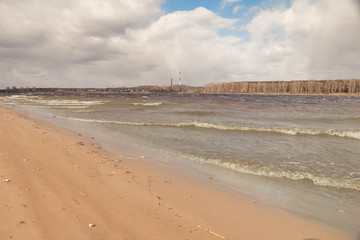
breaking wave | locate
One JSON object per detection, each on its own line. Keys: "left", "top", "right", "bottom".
{"left": 60, "top": 117, "right": 360, "bottom": 140}
{"left": 132, "top": 102, "right": 162, "bottom": 106}
{"left": 189, "top": 155, "right": 360, "bottom": 191}
{"left": 3, "top": 96, "right": 107, "bottom": 108}
{"left": 35, "top": 99, "right": 106, "bottom": 107}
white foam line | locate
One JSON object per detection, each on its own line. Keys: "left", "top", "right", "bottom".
{"left": 58, "top": 117, "right": 360, "bottom": 140}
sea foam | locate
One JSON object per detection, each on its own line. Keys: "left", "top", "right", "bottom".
{"left": 188, "top": 155, "right": 360, "bottom": 191}
{"left": 59, "top": 117, "right": 360, "bottom": 140}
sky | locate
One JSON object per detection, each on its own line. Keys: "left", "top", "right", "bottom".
{"left": 0, "top": 0, "right": 359, "bottom": 88}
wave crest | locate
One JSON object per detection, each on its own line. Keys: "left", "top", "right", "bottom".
{"left": 190, "top": 155, "right": 360, "bottom": 191}
{"left": 4, "top": 96, "right": 107, "bottom": 108}
{"left": 132, "top": 102, "right": 162, "bottom": 106}
{"left": 60, "top": 117, "right": 360, "bottom": 140}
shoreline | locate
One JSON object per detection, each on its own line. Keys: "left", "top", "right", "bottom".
{"left": 0, "top": 104, "right": 354, "bottom": 239}
{"left": 1, "top": 91, "right": 360, "bottom": 98}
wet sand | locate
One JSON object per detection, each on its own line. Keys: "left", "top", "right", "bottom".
{"left": 0, "top": 104, "right": 352, "bottom": 240}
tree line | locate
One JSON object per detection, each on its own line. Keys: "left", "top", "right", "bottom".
{"left": 3, "top": 86, "right": 38, "bottom": 93}
{"left": 203, "top": 79, "right": 360, "bottom": 95}
{"left": 3, "top": 79, "right": 360, "bottom": 95}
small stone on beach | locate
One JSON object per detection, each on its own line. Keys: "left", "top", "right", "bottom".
{"left": 89, "top": 224, "right": 96, "bottom": 228}
{"left": 2, "top": 179, "right": 11, "bottom": 182}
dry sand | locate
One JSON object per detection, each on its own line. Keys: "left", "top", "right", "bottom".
{"left": 0, "top": 104, "right": 353, "bottom": 240}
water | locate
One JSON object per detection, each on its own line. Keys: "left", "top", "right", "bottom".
{"left": 3, "top": 93, "right": 360, "bottom": 235}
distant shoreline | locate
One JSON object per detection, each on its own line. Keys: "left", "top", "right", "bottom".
{"left": 1, "top": 90, "right": 359, "bottom": 97}
{"left": 1, "top": 79, "right": 360, "bottom": 96}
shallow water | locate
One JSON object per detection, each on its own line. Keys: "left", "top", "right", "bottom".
{"left": 3, "top": 93, "right": 360, "bottom": 235}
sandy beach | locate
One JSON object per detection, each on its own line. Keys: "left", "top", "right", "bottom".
{"left": 0, "top": 104, "right": 353, "bottom": 240}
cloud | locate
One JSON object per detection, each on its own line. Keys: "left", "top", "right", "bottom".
{"left": 0, "top": 0, "right": 163, "bottom": 87}
{"left": 0, "top": 0, "right": 359, "bottom": 88}
{"left": 243, "top": 0, "right": 360, "bottom": 80}
{"left": 220, "top": 0, "right": 242, "bottom": 9}
{"left": 0, "top": 1, "right": 241, "bottom": 88}
{"left": 116, "top": 7, "right": 241, "bottom": 86}
{"left": 232, "top": 5, "right": 242, "bottom": 14}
